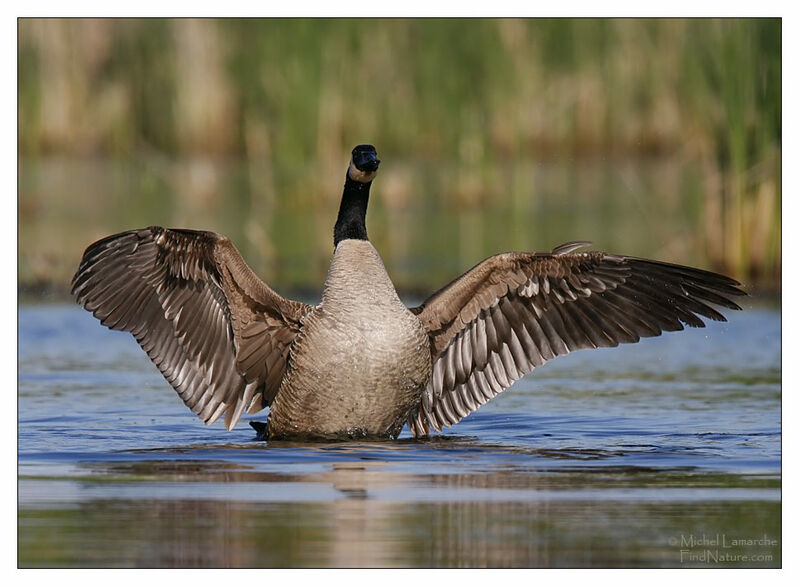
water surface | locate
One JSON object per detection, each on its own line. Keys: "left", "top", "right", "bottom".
{"left": 18, "top": 303, "right": 781, "bottom": 568}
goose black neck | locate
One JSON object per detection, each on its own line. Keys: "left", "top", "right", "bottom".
{"left": 333, "top": 175, "right": 371, "bottom": 246}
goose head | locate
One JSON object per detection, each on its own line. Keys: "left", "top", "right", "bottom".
{"left": 347, "top": 144, "right": 380, "bottom": 183}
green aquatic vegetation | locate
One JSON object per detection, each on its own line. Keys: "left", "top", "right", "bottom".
{"left": 18, "top": 19, "right": 781, "bottom": 293}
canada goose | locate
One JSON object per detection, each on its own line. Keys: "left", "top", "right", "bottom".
{"left": 72, "top": 144, "right": 746, "bottom": 440}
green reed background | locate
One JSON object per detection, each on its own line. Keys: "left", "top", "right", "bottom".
{"left": 18, "top": 18, "right": 780, "bottom": 295}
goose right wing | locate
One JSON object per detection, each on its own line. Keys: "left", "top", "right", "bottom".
{"left": 72, "top": 226, "right": 313, "bottom": 430}
{"left": 409, "top": 243, "right": 746, "bottom": 436}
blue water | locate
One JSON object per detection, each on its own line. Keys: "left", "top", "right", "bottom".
{"left": 18, "top": 302, "right": 781, "bottom": 567}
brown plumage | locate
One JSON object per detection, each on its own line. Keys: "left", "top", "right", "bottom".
{"left": 72, "top": 227, "right": 311, "bottom": 430}
{"left": 407, "top": 245, "right": 744, "bottom": 435}
{"left": 72, "top": 145, "right": 746, "bottom": 440}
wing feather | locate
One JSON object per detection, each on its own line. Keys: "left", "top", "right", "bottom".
{"left": 72, "top": 226, "right": 312, "bottom": 430}
{"left": 409, "top": 245, "right": 746, "bottom": 436}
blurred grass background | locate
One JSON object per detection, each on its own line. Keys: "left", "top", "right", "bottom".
{"left": 18, "top": 18, "right": 781, "bottom": 298}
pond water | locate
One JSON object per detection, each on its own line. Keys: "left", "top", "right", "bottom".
{"left": 18, "top": 302, "right": 781, "bottom": 568}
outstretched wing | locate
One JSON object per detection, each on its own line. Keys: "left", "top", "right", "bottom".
{"left": 408, "top": 242, "right": 746, "bottom": 436}
{"left": 72, "top": 226, "right": 312, "bottom": 430}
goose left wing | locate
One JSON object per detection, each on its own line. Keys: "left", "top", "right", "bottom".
{"left": 408, "top": 242, "right": 746, "bottom": 436}
{"left": 72, "top": 227, "right": 313, "bottom": 430}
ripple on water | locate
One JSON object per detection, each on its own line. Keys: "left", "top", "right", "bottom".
{"left": 18, "top": 304, "right": 781, "bottom": 567}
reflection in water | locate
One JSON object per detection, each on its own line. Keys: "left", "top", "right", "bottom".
{"left": 326, "top": 463, "right": 396, "bottom": 567}
{"left": 20, "top": 156, "right": 735, "bottom": 293}
{"left": 19, "top": 491, "right": 780, "bottom": 568}
{"left": 19, "top": 454, "right": 781, "bottom": 568}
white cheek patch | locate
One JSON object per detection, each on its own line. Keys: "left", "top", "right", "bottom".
{"left": 348, "top": 161, "right": 378, "bottom": 183}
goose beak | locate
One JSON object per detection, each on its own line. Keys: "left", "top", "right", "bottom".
{"left": 353, "top": 151, "right": 380, "bottom": 173}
